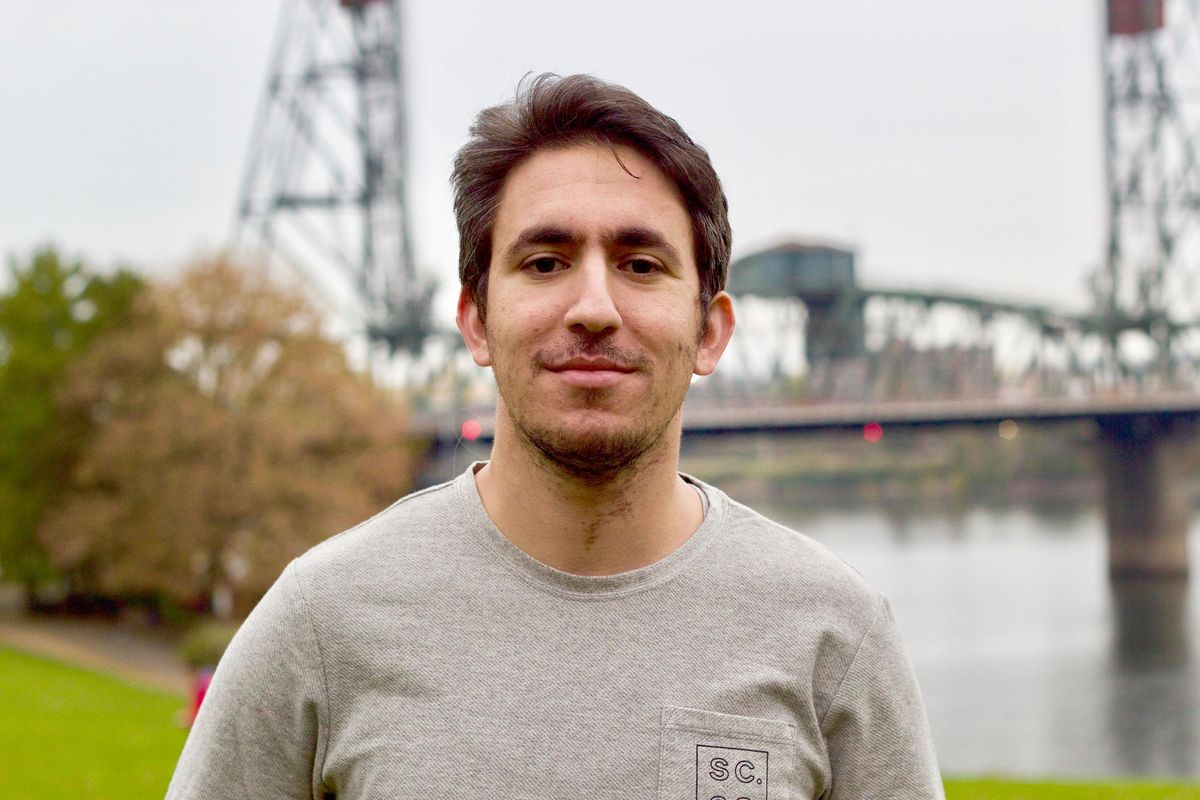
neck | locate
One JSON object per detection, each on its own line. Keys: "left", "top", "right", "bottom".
{"left": 472, "top": 404, "right": 703, "bottom": 576}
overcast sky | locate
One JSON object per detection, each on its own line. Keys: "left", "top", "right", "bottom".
{"left": 2, "top": 1, "right": 1105, "bottom": 320}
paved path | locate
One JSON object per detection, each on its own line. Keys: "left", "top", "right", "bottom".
{"left": 0, "top": 614, "right": 191, "bottom": 696}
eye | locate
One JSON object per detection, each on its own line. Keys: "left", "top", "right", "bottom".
{"left": 622, "top": 258, "right": 662, "bottom": 276}
{"left": 524, "top": 256, "right": 566, "bottom": 275}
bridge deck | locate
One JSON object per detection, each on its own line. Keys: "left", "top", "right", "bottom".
{"left": 413, "top": 391, "right": 1200, "bottom": 443}
{"left": 681, "top": 391, "right": 1200, "bottom": 434}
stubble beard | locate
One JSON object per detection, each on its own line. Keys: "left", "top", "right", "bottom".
{"left": 508, "top": 396, "right": 679, "bottom": 486}
{"left": 491, "top": 335, "right": 694, "bottom": 486}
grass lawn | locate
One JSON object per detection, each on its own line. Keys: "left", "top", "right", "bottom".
{"left": 946, "top": 778, "right": 1200, "bottom": 799}
{"left": 0, "top": 645, "right": 188, "bottom": 799}
{"left": 2, "top": 640, "right": 1199, "bottom": 799}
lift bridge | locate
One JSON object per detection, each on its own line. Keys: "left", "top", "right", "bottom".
{"left": 234, "top": 0, "right": 1200, "bottom": 582}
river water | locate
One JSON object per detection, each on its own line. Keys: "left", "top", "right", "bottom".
{"left": 734, "top": 490, "right": 1200, "bottom": 781}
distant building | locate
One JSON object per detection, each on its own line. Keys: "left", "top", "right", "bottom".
{"left": 729, "top": 242, "right": 998, "bottom": 402}
{"left": 728, "top": 242, "right": 865, "bottom": 363}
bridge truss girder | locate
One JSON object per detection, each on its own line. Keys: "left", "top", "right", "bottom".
{"left": 705, "top": 287, "right": 1200, "bottom": 405}
{"left": 1099, "top": 0, "right": 1200, "bottom": 375}
{"left": 234, "top": 0, "right": 433, "bottom": 355}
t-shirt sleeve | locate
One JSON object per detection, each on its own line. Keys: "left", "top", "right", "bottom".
{"left": 819, "top": 595, "right": 944, "bottom": 799}
{"left": 167, "top": 561, "right": 329, "bottom": 799}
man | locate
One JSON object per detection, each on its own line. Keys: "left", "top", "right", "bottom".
{"left": 169, "top": 74, "right": 943, "bottom": 799}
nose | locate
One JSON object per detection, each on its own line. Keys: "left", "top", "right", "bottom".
{"left": 563, "top": 255, "right": 621, "bottom": 334}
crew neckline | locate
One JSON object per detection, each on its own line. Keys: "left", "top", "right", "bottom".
{"left": 452, "top": 462, "right": 726, "bottom": 599}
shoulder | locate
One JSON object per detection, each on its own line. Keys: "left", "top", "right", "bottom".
{"left": 305, "top": 477, "right": 461, "bottom": 560}
{"left": 695, "top": 484, "right": 902, "bottom": 717}
{"left": 697, "top": 481, "right": 884, "bottom": 630}
{"left": 703, "top": 483, "right": 877, "bottom": 598}
{"left": 287, "top": 474, "right": 469, "bottom": 605}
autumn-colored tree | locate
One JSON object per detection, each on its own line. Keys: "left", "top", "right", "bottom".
{"left": 0, "top": 248, "right": 142, "bottom": 595}
{"left": 41, "top": 256, "right": 415, "bottom": 617}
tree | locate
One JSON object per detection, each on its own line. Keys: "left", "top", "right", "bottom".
{"left": 40, "top": 256, "right": 415, "bottom": 617}
{"left": 0, "top": 248, "right": 142, "bottom": 595}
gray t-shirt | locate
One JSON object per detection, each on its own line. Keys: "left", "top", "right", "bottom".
{"left": 168, "top": 466, "right": 943, "bottom": 799}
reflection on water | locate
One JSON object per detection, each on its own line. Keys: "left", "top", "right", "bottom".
{"left": 1107, "top": 579, "right": 1198, "bottom": 777}
{"left": 733, "top": 487, "right": 1200, "bottom": 780}
{"left": 1112, "top": 579, "right": 1190, "bottom": 671}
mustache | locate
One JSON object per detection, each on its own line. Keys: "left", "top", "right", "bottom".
{"left": 533, "top": 340, "right": 650, "bottom": 371}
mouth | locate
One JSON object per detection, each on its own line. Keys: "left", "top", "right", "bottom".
{"left": 544, "top": 357, "right": 637, "bottom": 389}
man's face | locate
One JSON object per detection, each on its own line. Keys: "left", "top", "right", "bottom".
{"left": 457, "top": 142, "right": 734, "bottom": 480}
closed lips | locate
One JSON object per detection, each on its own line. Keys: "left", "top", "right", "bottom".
{"left": 546, "top": 359, "right": 635, "bottom": 372}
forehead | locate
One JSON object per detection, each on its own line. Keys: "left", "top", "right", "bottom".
{"left": 492, "top": 143, "right": 693, "bottom": 256}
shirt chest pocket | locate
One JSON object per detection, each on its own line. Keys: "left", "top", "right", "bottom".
{"left": 658, "top": 706, "right": 803, "bottom": 800}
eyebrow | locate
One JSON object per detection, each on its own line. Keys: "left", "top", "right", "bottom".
{"left": 503, "top": 225, "right": 582, "bottom": 263}
{"left": 502, "top": 224, "right": 684, "bottom": 266}
{"left": 604, "top": 227, "right": 683, "bottom": 266}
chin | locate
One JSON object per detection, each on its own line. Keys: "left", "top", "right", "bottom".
{"left": 515, "top": 415, "right": 673, "bottom": 484}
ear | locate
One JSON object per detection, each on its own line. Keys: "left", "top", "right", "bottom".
{"left": 456, "top": 287, "right": 492, "bottom": 367}
{"left": 694, "top": 291, "right": 735, "bottom": 376}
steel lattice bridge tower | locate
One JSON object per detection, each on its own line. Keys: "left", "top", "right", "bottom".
{"left": 234, "top": 0, "right": 433, "bottom": 355}
{"left": 1100, "top": 0, "right": 1200, "bottom": 380}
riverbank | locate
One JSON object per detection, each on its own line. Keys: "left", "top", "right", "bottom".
{"left": 0, "top": 612, "right": 188, "bottom": 696}
{"left": 680, "top": 422, "right": 1200, "bottom": 513}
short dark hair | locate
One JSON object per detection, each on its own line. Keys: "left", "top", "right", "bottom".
{"left": 452, "top": 73, "right": 731, "bottom": 319}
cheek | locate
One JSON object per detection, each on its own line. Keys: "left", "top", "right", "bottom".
{"left": 490, "top": 286, "right": 558, "bottom": 328}
{"left": 646, "top": 302, "right": 703, "bottom": 344}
